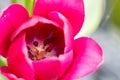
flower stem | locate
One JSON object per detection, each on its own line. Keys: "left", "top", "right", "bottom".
{"left": 11, "top": 0, "right": 36, "bottom": 16}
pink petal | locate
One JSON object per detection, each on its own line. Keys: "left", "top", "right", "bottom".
{"left": 7, "top": 33, "right": 34, "bottom": 80}
{"left": 0, "top": 4, "right": 30, "bottom": 29}
{"left": 0, "top": 18, "right": 11, "bottom": 56}
{"left": 3, "top": 73, "right": 25, "bottom": 80}
{"left": 4, "top": 73, "right": 18, "bottom": 80}
{"left": 0, "top": 67, "right": 25, "bottom": 80}
{"left": 33, "top": 57, "right": 60, "bottom": 80}
{"left": 62, "top": 37, "right": 104, "bottom": 80}
{"left": 11, "top": 16, "right": 59, "bottom": 41}
{"left": 0, "top": 67, "right": 10, "bottom": 73}
{"left": 33, "top": 0, "right": 84, "bottom": 36}
{"left": 11, "top": 14, "right": 73, "bottom": 53}
{"left": 48, "top": 12, "right": 74, "bottom": 52}
{"left": 0, "top": 4, "right": 29, "bottom": 56}
{"left": 58, "top": 50, "right": 73, "bottom": 78}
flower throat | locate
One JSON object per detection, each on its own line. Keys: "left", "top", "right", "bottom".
{"left": 25, "top": 23, "right": 65, "bottom": 61}
{"left": 27, "top": 37, "right": 56, "bottom": 61}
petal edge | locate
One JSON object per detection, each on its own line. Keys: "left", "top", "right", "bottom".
{"left": 62, "top": 37, "right": 104, "bottom": 80}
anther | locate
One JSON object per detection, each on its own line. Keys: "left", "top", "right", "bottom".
{"left": 33, "top": 41, "right": 39, "bottom": 47}
{"left": 27, "top": 46, "right": 30, "bottom": 50}
{"left": 46, "top": 47, "right": 52, "bottom": 52}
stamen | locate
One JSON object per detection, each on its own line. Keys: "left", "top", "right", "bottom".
{"left": 28, "top": 51, "right": 34, "bottom": 60}
{"left": 33, "top": 41, "right": 39, "bottom": 47}
{"left": 27, "top": 46, "right": 30, "bottom": 50}
{"left": 45, "top": 47, "right": 52, "bottom": 52}
{"left": 27, "top": 37, "right": 57, "bottom": 61}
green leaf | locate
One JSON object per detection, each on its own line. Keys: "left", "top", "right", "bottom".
{"left": 11, "top": 0, "right": 16, "bottom": 3}
{"left": 0, "top": 56, "right": 8, "bottom": 66}
{"left": 11, "top": 0, "right": 36, "bottom": 16}
{"left": 25, "top": 0, "right": 36, "bottom": 16}
{"left": 12, "top": 0, "right": 25, "bottom": 5}
{"left": 0, "top": 74, "right": 7, "bottom": 80}
{"left": 110, "top": 0, "right": 120, "bottom": 27}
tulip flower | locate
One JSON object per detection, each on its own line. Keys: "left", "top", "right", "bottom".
{"left": 0, "top": 0, "right": 103, "bottom": 80}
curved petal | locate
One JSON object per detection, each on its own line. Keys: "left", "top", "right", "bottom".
{"left": 0, "top": 67, "right": 25, "bottom": 80}
{"left": 0, "top": 4, "right": 30, "bottom": 29}
{"left": 48, "top": 12, "right": 74, "bottom": 52}
{"left": 11, "top": 14, "right": 74, "bottom": 52}
{"left": 0, "top": 67, "right": 10, "bottom": 73}
{"left": 0, "top": 18, "right": 12, "bottom": 56}
{"left": 58, "top": 50, "right": 73, "bottom": 78}
{"left": 33, "top": 0, "right": 85, "bottom": 36}
{"left": 2, "top": 73, "right": 25, "bottom": 80}
{"left": 33, "top": 57, "right": 60, "bottom": 80}
{"left": 62, "top": 37, "right": 104, "bottom": 80}
{"left": 0, "top": 4, "right": 29, "bottom": 56}
{"left": 11, "top": 16, "right": 59, "bottom": 41}
{"left": 7, "top": 33, "right": 34, "bottom": 80}
{"left": 3, "top": 73, "right": 18, "bottom": 80}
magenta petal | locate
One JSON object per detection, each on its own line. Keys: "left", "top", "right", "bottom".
{"left": 58, "top": 50, "right": 73, "bottom": 78}
{"left": 0, "top": 4, "right": 29, "bottom": 56}
{"left": 0, "top": 4, "right": 30, "bottom": 30}
{"left": 62, "top": 37, "right": 104, "bottom": 80}
{"left": 0, "top": 67, "right": 25, "bottom": 80}
{"left": 11, "top": 16, "right": 59, "bottom": 41}
{"left": 48, "top": 12, "right": 74, "bottom": 52}
{"left": 3, "top": 73, "right": 25, "bottom": 80}
{"left": 0, "top": 18, "right": 11, "bottom": 56}
{"left": 33, "top": 57, "right": 60, "bottom": 80}
{"left": 4, "top": 73, "right": 18, "bottom": 80}
{"left": 7, "top": 34, "right": 34, "bottom": 80}
{"left": 33, "top": 0, "right": 84, "bottom": 36}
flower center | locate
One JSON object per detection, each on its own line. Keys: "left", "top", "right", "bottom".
{"left": 27, "top": 37, "right": 57, "bottom": 61}
{"left": 25, "top": 23, "right": 65, "bottom": 61}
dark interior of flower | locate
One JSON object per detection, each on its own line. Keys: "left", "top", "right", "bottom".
{"left": 25, "top": 23, "right": 65, "bottom": 61}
